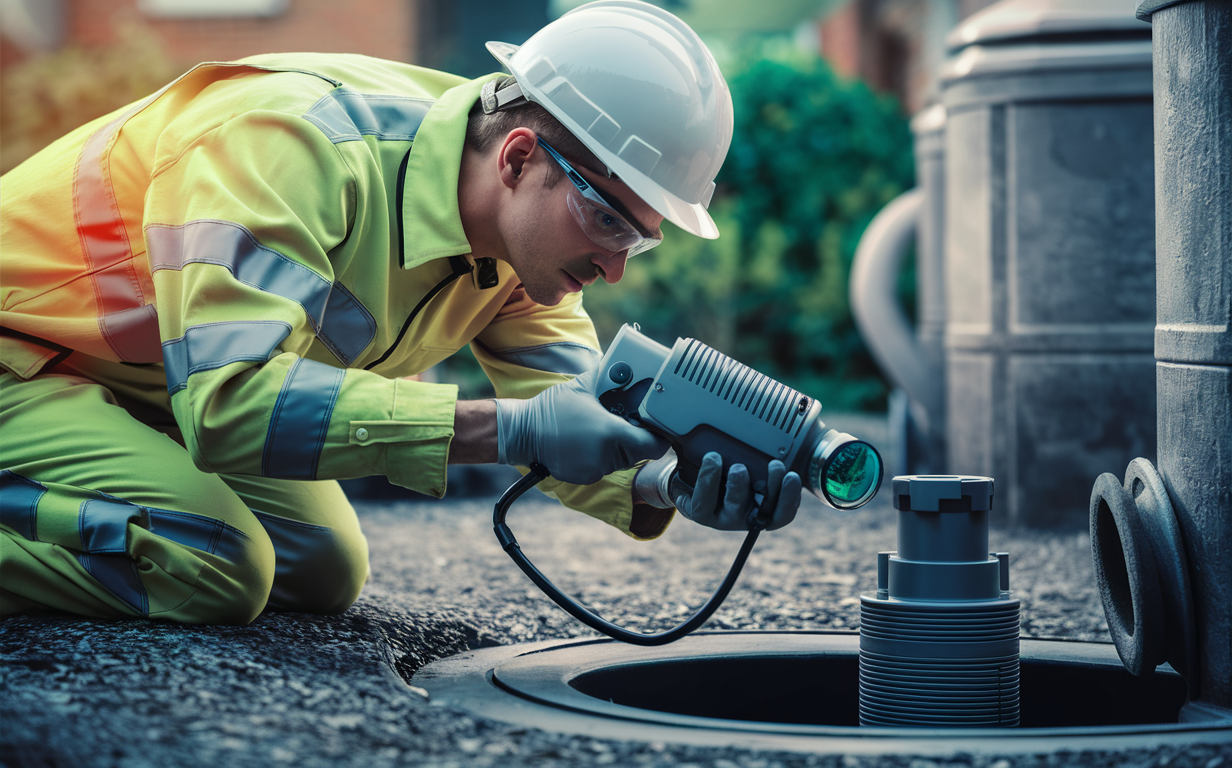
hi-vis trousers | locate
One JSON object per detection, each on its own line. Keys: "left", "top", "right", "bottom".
{"left": 0, "top": 357, "right": 369, "bottom": 624}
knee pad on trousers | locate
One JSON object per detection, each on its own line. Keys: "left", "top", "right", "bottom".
{"left": 253, "top": 511, "right": 368, "bottom": 614}
{"left": 128, "top": 521, "right": 276, "bottom": 625}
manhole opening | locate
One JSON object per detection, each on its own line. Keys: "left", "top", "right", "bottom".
{"left": 568, "top": 654, "right": 1187, "bottom": 728}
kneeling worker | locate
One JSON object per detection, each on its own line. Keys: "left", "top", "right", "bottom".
{"left": 0, "top": 0, "right": 801, "bottom": 623}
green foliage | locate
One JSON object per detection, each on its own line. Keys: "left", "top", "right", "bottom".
{"left": 585, "top": 41, "right": 915, "bottom": 411}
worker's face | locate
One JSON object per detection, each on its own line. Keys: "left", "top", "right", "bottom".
{"left": 500, "top": 134, "right": 664, "bottom": 307}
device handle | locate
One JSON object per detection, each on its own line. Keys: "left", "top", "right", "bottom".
{"left": 492, "top": 463, "right": 762, "bottom": 646}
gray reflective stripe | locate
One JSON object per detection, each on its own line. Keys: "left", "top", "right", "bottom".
{"left": 302, "top": 87, "right": 432, "bottom": 143}
{"left": 0, "top": 470, "right": 46, "bottom": 541}
{"left": 478, "top": 340, "right": 601, "bottom": 375}
{"left": 250, "top": 509, "right": 333, "bottom": 610}
{"left": 147, "top": 221, "right": 377, "bottom": 365}
{"left": 76, "top": 496, "right": 147, "bottom": 614}
{"left": 147, "top": 508, "right": 250, "bottom": 565}
{"left": 74, "top": 100, "right": 164, "bottom": 362}
{"left": 319, "top": 282, "right": 377, "bottom": 365}
{"left": 148, "top": 221, "right": 330, "bottom": 319}
{"left": 75, "top": 493, "right": 253, "bottom": 614}
{"left": 163, "top": 321, "right": 291, "bottom": 394}
{"left": 262, "top": 358, "right": 346, "bottom": 479}
{"left": 77, "top": 553, "right": 148, "bottom": 614}
{"left": 79, "top": 497, "right": 138, "bottom": 553}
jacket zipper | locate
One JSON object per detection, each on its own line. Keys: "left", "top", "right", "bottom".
{"left": 367, "top": 148, "right": 477, "bottom": 371}
{"left": 396, "top": 149, "right": 411, "bottom": 269}
{"left": 364, "top": 256, "right": 472, "bottom": 371}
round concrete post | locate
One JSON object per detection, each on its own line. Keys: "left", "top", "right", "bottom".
{"left": 1139, "top": 0, "right": 1232, "bottom": 717}
{"left": 940, "top": 0, "right": 1157, "bottom": 528}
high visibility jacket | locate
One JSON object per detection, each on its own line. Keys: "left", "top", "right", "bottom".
{"left": 0, "top": 53, "right": 652, "bottom": 536}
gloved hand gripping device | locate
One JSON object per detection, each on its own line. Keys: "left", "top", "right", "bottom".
{"left": 494, "top": 325, "right": 884, "bottom": 645}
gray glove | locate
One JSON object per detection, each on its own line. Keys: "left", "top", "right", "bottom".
{"left": 670, "top": 451, "right": 802, "bottom": 531}
{"left": 496, "top": 367, "right": 669, "bottom": 486}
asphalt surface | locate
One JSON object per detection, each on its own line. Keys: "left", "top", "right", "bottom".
{"left": 3, "top": 417, "right": 1230, "bottom": 768}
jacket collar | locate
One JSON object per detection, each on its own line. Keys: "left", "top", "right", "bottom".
{"left": 400, "top": 73, "right": 505, "bottom": 271}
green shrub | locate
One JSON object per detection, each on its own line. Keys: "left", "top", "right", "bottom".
{"left": 583, "top": 41, "right": 915, "bottom": 411}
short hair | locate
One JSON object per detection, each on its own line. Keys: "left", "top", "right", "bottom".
{"left": 465, "top": 77, "right": 605, "bottom": 188}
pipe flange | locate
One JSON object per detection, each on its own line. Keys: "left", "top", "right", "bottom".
{"left": 1122, "top": 457, "right": 1196, "bottom": 682}
{"left": 1089, "top": 471, "right": 1164, "bottom": 676}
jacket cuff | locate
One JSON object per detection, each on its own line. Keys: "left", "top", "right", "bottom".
{"left": 361, "top": 378, "right": 458, "bottom": 498}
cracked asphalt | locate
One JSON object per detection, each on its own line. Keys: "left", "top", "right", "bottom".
{"left": 3, "top": 416, "right": 1230, "bottom": 768}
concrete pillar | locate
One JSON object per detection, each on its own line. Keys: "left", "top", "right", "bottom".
{"left": 911, "top": 104, "right": 948, "bottom": 475}
{"left": 1139, "top": 0, "right": 1232, "bottom": 716}
{"left": 940, "top": 0, "right": 1157, "bottom": 528}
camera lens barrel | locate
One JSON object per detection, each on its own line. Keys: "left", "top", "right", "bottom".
{"left": 804, "top": 429, "right": 883, "bottom": 510}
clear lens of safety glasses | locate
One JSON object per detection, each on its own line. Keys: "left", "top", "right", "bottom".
{"left": 564, "top": 188, "right": 662, "bottom": 257}
{"left": 538, "top": 137, "right": 662, "bottom": 257}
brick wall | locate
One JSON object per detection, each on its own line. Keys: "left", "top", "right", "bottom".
{"left": 819, "top": 2, "right": 861, "bottom": 82}
{"left": 817, "top": 0, "right": 997, "bottom": 115}
{"left": 67, "top": 0, "right": 418, "bottom": 68}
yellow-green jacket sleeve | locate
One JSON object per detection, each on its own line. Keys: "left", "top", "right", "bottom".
{"left": 471, "top": 289, "right": 672, "bottom": 539}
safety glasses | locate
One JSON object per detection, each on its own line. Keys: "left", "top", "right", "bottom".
{"left": 536, "top": 137, "right": 662, "bottom": 257}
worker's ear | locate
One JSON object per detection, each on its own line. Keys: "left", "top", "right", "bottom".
{"left": 498, "top": 127, "right": 538, "bottom": 189}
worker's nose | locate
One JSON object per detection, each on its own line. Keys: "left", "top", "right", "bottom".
{"left": 594, "top": 250, "right": 628, "bottom": 284}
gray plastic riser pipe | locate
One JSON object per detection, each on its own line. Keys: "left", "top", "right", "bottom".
{"left": 862, "top": 476, "right": 1018, "bottom": 727}
{"left": 849, "top": 188, "right": 937, "bottom": 424}
{"left": 898, "top": 508, "right": 988, "bottom": 563}
{"left": 1149, "top": 0, "right": 1232, "bottom": 713}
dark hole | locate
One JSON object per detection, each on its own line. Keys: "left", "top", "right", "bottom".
{"left": 569, "top": 654, "right": 1186, "bottom": 727}
{"left": 1095, "top": 497, "right": 1135, "bottom": 636}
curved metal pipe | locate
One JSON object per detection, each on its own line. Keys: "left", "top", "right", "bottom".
{"left": 849, "top": 189, "right": 940, "bottom": 436}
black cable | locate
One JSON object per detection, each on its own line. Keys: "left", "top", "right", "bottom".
{"left": 493, "top": 463, "right": 764, "bottom": 646}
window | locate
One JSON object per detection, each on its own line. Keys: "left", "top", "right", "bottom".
{"left": 138, "top": 0, "right": 289, "bottom": 18}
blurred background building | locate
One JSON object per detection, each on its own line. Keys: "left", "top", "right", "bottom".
{"left": 1, "top": 0, "right": 997, "bottom": 157}
{"left": 0, "top": 0, "right": 994, "bottom": 415}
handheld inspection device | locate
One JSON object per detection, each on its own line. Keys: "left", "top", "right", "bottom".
{"left": 494, "top": 325, "right": 884, "bottom": 645}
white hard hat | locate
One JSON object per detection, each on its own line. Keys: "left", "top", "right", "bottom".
{"left": 485, "top": 0, "right": 733, "bottom": 239}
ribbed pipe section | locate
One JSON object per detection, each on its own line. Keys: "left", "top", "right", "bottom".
{"left": 859, "top": 599, "right": 1021, "bottom": 726}
{"left": 860, "top": 475, "right": 1020, "bottom": 727}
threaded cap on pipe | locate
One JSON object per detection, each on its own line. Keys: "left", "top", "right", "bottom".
{"left": 893, "top": 475, "right": 995, "bottom": 512}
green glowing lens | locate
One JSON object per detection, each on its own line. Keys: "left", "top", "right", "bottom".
{"left": 824, "top": 441, "right": 881, "bottom": 508}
